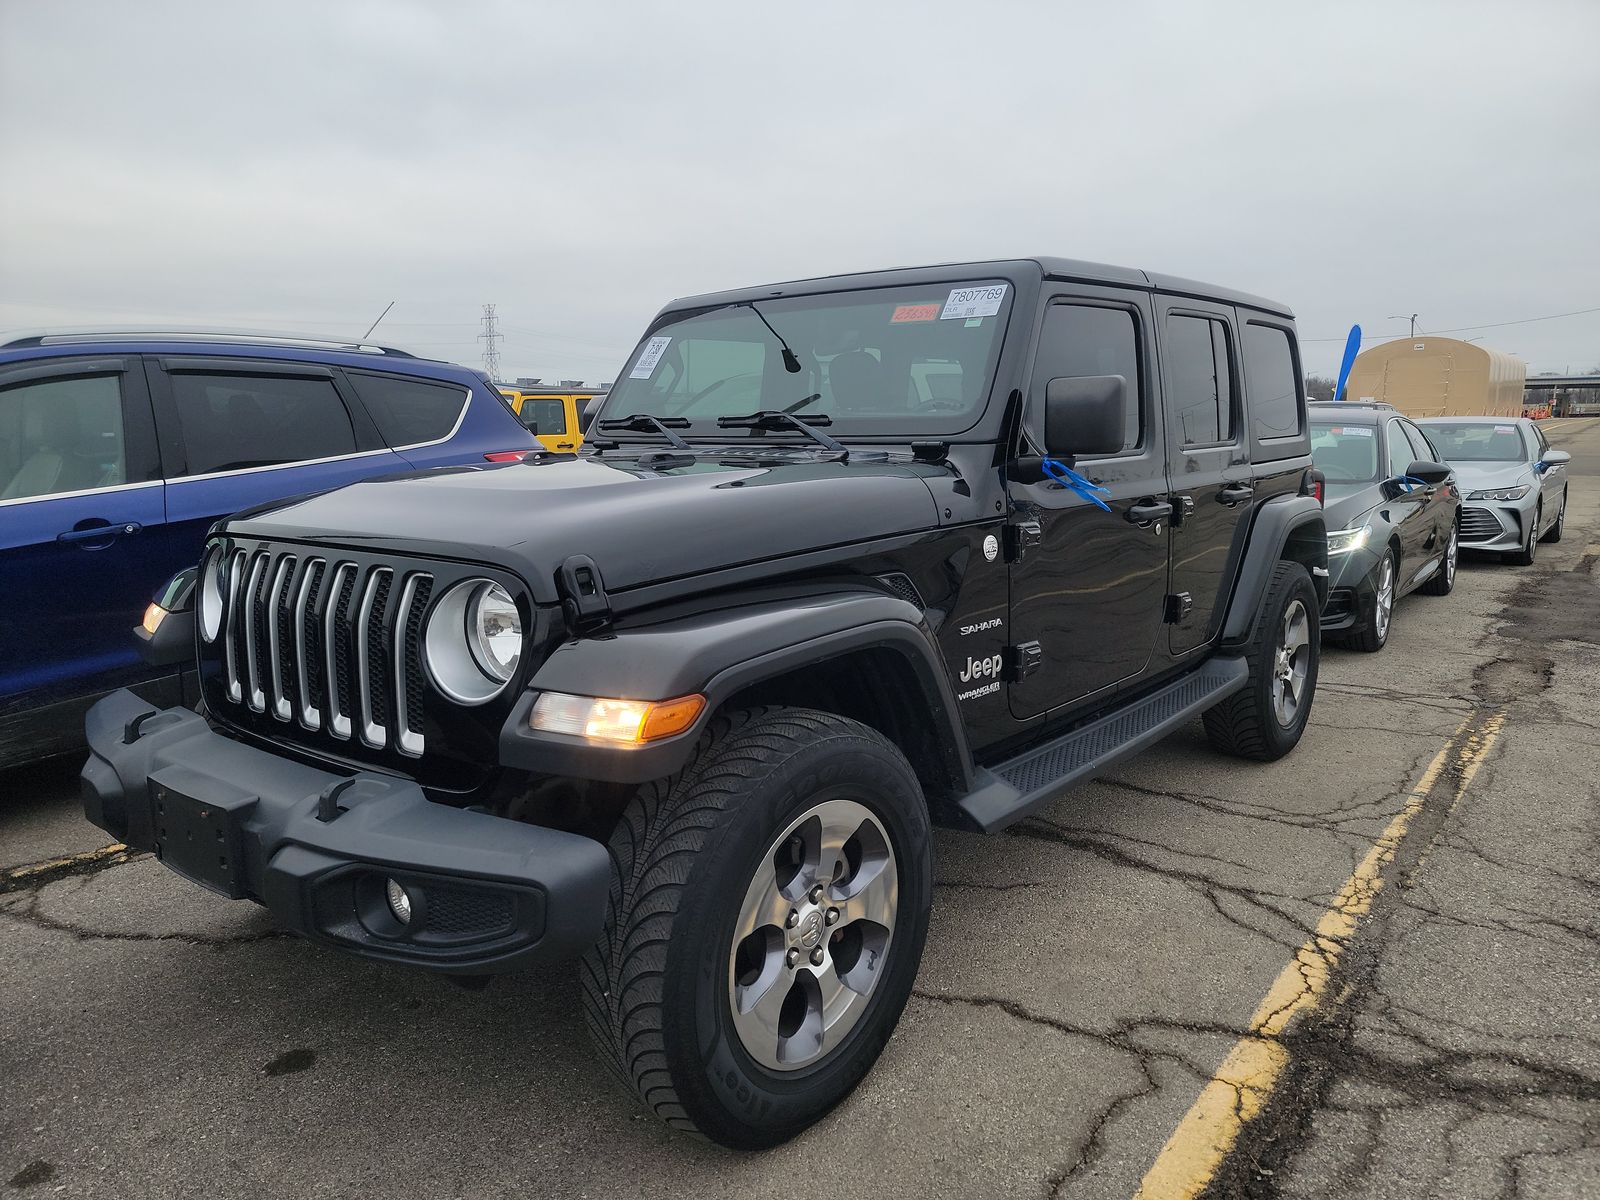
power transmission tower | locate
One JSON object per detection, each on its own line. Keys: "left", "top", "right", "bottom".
{"left": 479, "top": 304, "right": 503, "bottom": 381}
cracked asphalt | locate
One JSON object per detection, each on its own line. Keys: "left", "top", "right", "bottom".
{"left": 3, "top": 420, "right": 1597, "bottom": 1200}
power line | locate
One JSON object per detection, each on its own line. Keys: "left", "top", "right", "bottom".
{"left": 1304, "top": 304, "right": 1600, "bottom": 342}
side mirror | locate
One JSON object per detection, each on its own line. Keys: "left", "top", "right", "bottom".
{"left": 1043, "top": 375, "right": 1127, "bottom": 458}
{"left": 134, "top": 567, "right": 197, "bottom": 668}
{"left": 1405, "top": 460, "right": 1451, "bottom": 485}
{"left": 1539, "top": 449, "right": 1571, "bottom": 471}
{"left": 580, "top": 397, "right": 603, "bottom": 434}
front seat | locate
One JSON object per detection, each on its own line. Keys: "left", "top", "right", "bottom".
{"left": 1, "top": 408, "right": 75, "bottom": 500}
{"left": 828, "top": 350, "right": 883, "bottom": 412}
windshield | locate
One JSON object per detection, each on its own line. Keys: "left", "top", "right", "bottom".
{"left": 1310, "top": 422, "right": 1379, "bottom": 483}
{"left": 1421, "top": 422, "right": 1529, "bottom": 463}
{"left": 599, "top": 281, "right": 1013, "bottom": 438}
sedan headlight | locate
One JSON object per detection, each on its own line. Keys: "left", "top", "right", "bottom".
{"left": 1327, "top": 526, "right": 1371, "bottom": 556}
{"left": 1467, "top": 485, "right": 1529, "bottom": 501}
{"left": 424, "top": 579, "right": 523, "bottom": 705}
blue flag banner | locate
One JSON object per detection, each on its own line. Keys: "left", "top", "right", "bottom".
{"left": 1042, "top": 457, "right": 1112, "bottom": 512}
{"left": 1334, "top": 324, "right": 1362, "bottom": 402}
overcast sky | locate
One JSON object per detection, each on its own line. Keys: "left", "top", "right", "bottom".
{"left": 3, "top": 0, "right": 1597, "bottom": 381}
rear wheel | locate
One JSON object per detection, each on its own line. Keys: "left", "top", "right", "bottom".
{"left": 580, "top": 707, "right": 932, "bottom": 1149}
{"left": 1420, "top": 520, "right": 1458, "bottom": 595}
{"left": 1507, "top": 503, "right": 1540, "bottom": 565}
{"left": 1204, "top": 560, "right": 1320, "bottom": 761}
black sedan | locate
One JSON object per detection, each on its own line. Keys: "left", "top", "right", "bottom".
{"left": 1309, "top": 402, "right": 1462, "bottom": 651}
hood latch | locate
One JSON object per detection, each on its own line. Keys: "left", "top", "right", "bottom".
{"left": 557, "top": 554, "right": 613, "bottom": 637}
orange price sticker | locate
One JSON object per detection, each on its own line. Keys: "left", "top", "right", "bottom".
{"left": 890, "top": 303, "right": 941, "bottom": 323}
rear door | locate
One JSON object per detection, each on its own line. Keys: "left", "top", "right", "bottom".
{"left": 1156, "top": 298, "right": 1253, "bottom": 654}
{"left": 1007, "top": 288, "right": 1171, "bottom": 719}
{"left": 145, "top": 356, "right": 408, "bottom": 584}
{"left": 0, "top": 356, "right": 165, "bottom": 719}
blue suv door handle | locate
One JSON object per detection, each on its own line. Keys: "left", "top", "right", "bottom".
{"left": 58, "top": 522, "right": 142, "bottom": 545}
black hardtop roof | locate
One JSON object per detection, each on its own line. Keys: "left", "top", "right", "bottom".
{"left": 665, "top": 257, "right": 1293, "bottom": 320}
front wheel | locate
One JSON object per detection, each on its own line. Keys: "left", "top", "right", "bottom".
{"left": 1541, "top": 493, "right": 1565, "bottom": 543}
{"left": 1338, "top": 548, "right": 1397, "bottom": 652}
{"left": 1420, "top": 519, "right": 1458, "bottom": 595}
{"left": 1204, "top": 560, "right": 1320, "bottom": 761}
{"left": 580, "top": 707, "right": 933, "bottom": 1149}
{"left": 1507, "top": 503, "right": 1540, "bottom": 565}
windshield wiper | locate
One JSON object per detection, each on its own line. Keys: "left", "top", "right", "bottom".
{"left": 717, "top": 409, "right": 847, "bottom": 458}
{"left": 783, "top": 392, "right": 822, "bottom": 414}
{"left": 596, "top": 413, "right": 693, "bottom": 450}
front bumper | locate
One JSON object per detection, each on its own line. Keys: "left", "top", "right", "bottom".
{"left": 81, "top": 689, "right": 609, "bottom": 974}
{"left": 1458, "top": 502, "right": 1529, "bottom": 551}
{"left": 1319, "top": 546, "right": 1380, "bottom": 632}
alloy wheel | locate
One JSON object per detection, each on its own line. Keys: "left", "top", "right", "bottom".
{"left": 728, "top": 797, "right": 899, "bottom": 1072}
{"left": 1373, "top": 555, "right": 1395, "bottom": 642}
{"left": 1444, "top": 524, "right": 1457, "bottom": 587}
{"left": 1271, "top": 599, "right": 1311, "bottom": 727}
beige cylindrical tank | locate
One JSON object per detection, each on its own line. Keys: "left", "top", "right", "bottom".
{"left": 1342, "top": 337, "right": 1526, "bottom": 417}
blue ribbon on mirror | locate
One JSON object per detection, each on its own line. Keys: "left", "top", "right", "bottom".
{"left": 1396, "top": 474, "right": 1429, "bottom": 493}
{"left": 1042, "top": 457, "right": 1112, "bottom": 512}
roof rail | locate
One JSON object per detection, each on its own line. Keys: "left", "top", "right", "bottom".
{"left": 0, "top": 328, "right": 416, "bottom": 357}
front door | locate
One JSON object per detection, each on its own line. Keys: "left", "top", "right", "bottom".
{"left": 1156, "top": 298, "right": 1254, "bottom": 654}
{"left": 1383, "top": 418, "right": 1433, "bottom": 584}
{"left": 1008, "top": 291, "right": 1171, "bottom": 720}
{"left": 0, "top": 356, "right": 166, "bottom": 721}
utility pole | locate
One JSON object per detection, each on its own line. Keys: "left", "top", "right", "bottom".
{"left": 479, "top": 304, "right": 503, "bottom": 381}
{"left": 1389, "top": 313, "right": 1419, "bottom": 338}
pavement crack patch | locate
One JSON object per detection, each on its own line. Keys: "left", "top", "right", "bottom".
{"left": 0, "top": 844, "right": 143, "bottom": 895}
{"left": 0, "top": 890, "right": 291, "bottom": 948}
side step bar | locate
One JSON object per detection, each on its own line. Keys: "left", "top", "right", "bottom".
{"left": 955, "top": 657, "right": 1249, "bottom": 833}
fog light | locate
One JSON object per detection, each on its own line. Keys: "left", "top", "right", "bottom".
{"left": 385, "top": 878, "right": 413, "bottom": 925}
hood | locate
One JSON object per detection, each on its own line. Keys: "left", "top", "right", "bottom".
{"left": 1322, "top": 483, "right": 1382, "bottom": 531}
{"left": 1445, "top": 460, "right": 1533, "bottom": 494}
{"left": 225, "top": 451, "right": 944, "bottom": 602}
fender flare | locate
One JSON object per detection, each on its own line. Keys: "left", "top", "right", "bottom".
{"left": 499, "top": 589, "right": 975, "bottom": 791}
{"left": 1220, "top": 494, "right": 1329, "bottom": 644}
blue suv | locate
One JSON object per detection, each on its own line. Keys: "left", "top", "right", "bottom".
{"left": 0, "top": 331, "right": 536, "bottom": 768}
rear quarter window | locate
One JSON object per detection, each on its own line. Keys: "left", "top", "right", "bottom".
{"left": 1242, "top": 320, "right": 1308, "bottom": 461}
{"left": 346, "top": 372, "right": 469, "bottom": 446}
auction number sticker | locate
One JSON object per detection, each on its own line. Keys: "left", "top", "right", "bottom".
{"left": 941, "top": 284, "right": 1007, "bottom": 321}
{"left": 1332, "top": 425, "right": 1372, "bottom": 436}
{"left": 891, "top": 303, "right": 941, "bottom": 323}
{"left": 629, "top": 335, "right": 672, "bottom": 379}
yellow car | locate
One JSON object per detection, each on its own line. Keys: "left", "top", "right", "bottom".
{"left": 496, "top": 386, "right": 601, "bottom": 453}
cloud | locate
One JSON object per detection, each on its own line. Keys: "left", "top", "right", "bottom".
{"left": 3, "top": 0, "right": 1597, "bottom": 378}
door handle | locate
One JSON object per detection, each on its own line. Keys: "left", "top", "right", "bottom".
{"left": 58, "top": 522, "right": 141, "bottom": 544}
{"left": 1126, "top": 499, "right": 1173, "bottom": 527}
{"left": 1217, "top": 483, "right": 1255, "bottom": 506}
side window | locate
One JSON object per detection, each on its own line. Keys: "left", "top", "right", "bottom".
{"left": 521, "top": 399, "right": 568, "bottom": 435}
{"left": 1243, "top": 323, "right": 1303, "bottom": 440}
{"left": 1385, "top": 422, "right": 1414, "bottom": 478}
{"left": 168, "top": 371, "right": 356, "bottom": 476}
{"left": 1401, "top": 421, "right": 1439, "bottom": 463}
{"left": 0, "top": 373, "right": 128, "bottom": 501}
{"left": 1032, "top": 303, "right": 1143, "bottom": 453}
{"left": 345, "top": 372, "right": 468, "bottom": 446}
{"left": 1165, "top": 314, "right": 1235, "bottom": 446}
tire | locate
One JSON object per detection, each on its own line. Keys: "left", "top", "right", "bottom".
{"left": 1204, "top": 560, "right": 1320, "bottom": 762}
{"left": 580, "top": 707, "right": 933, "bottom": 1149}
{"left": 1420, "top": 519, "right": 1458, "bottom": 596}
{"left": 1541, "top": 493, "right": 1565, "bottom": 543}
{"left": 1337, "top": 548, "right": 1397, "bottom": 653}
{"left": 1507, "top": 503, "right": 1540, "bottom": 565}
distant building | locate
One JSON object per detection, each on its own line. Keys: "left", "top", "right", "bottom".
{"left": 1343, "top": 337, "right": 1525, "bottom": 418}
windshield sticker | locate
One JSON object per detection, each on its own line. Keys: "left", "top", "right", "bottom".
{"left": 1331, "top": 426, "right": 1372, "bottom": 437}
{"left": 964, "top": 317, "right": 984, "bottom": 328}
{"left": 629, "top": 335, "right": 672, "bottom": 379}
{"left": 891, "top": 303, "right": 941, "bottom": 324}
{"left": 1494, "top": 425, "right": 1516, "bottom": 433}
{"left": 940, "top": 284, "right": 1008, "bottom": 321}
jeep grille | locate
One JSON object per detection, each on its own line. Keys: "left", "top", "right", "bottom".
{"left": 219, "top": 548, "right": 434, "bottom": 757}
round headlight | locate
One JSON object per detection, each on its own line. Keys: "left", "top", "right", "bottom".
{"left": 467, "top": 582, "right": 522, "bottom": 682}
{"left": 199, "top": 548, "right": 226, "bottom": 642}
{"left": 423, "top": 578, "right": 524, "bottom": 705}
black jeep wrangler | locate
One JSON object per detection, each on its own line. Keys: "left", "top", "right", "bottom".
{"left": 83, "top": 258, "right": 1327, "bottom": 1148}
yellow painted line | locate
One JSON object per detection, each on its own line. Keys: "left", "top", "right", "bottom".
{"left": 0, "top": 843, "right": 134, "bottom": 892}
{"left": 1133, "top": 711, "right": 1506, "bottom": 1199}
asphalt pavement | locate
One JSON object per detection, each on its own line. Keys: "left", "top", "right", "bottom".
{"left": 3, "top": 420, "right": 1597, "bottom": 1200}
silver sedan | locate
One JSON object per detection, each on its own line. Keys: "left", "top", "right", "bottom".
{"left": 1416, "top": 416, "right": 1570, "bottom": 565}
